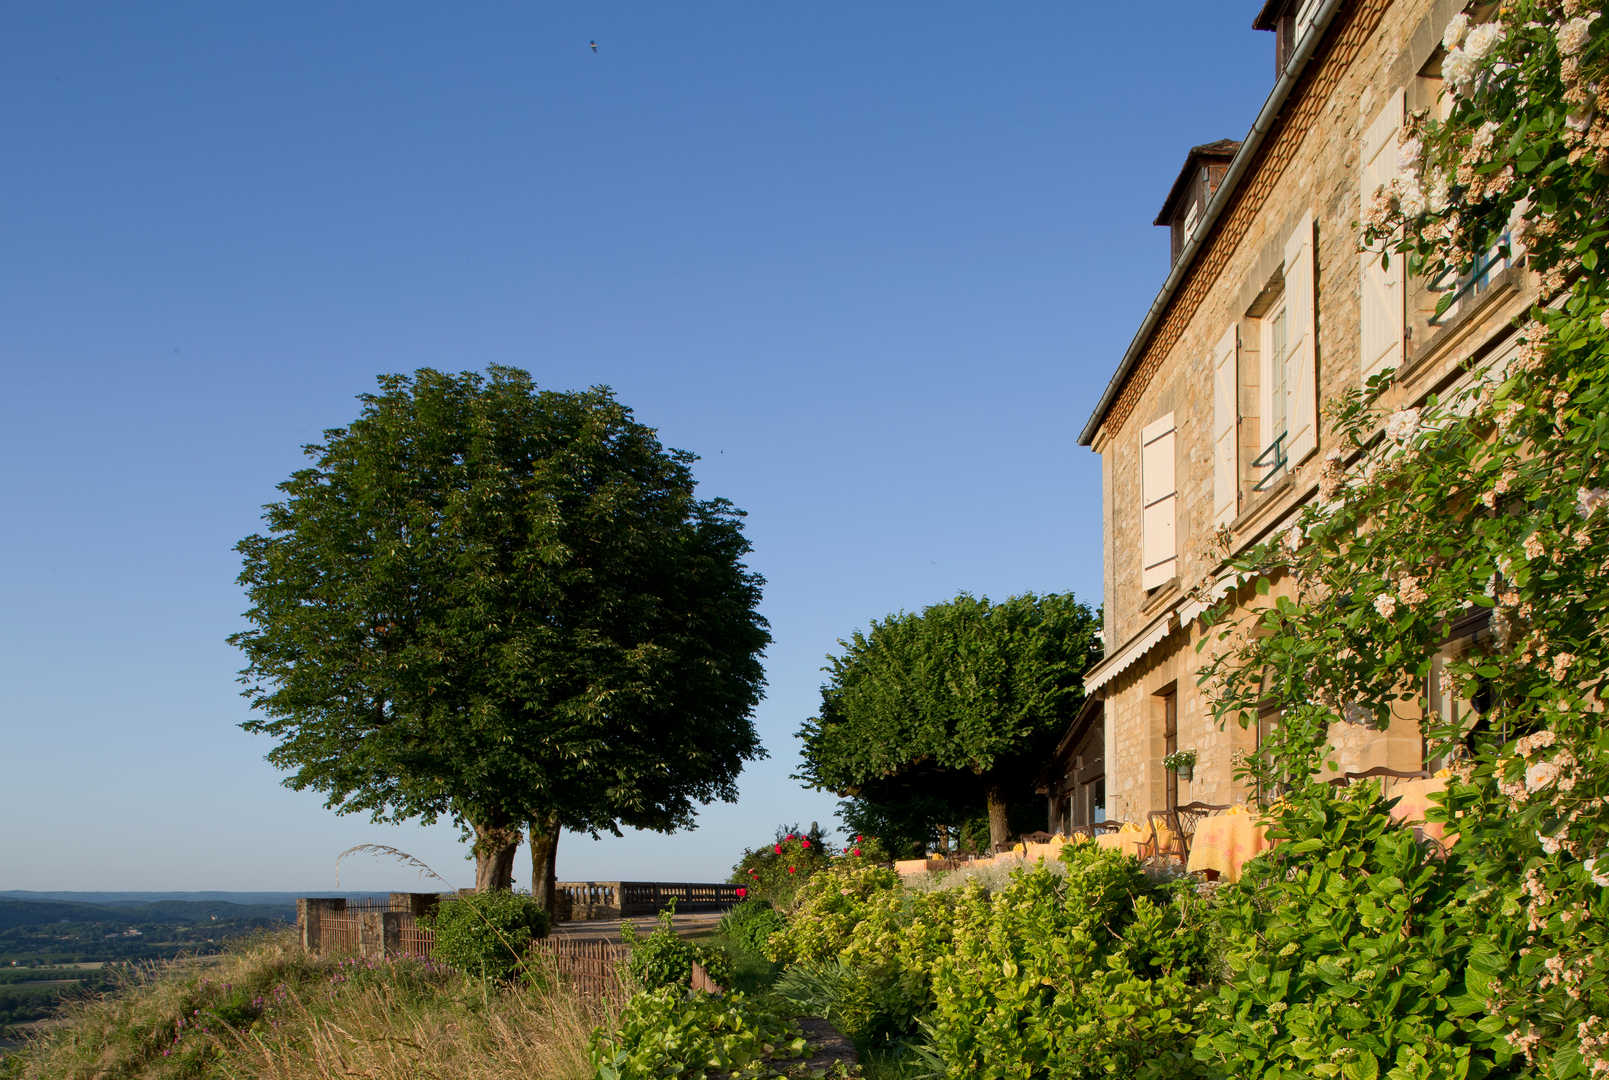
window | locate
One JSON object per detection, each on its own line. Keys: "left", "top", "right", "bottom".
{"left": 1251, "top": 213, "right": 1318, "bottom": 488}
{"left": 1140, "top": 413, "right": 1177, "bottom": 590}
{"left": 1253, "top": 291, "right": 1290, "bottom": 488}
{"left": 1087, "top": 777, "right": 1107, "bottom": 825}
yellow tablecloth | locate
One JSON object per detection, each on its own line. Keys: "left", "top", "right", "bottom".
{"left": 1093, "top": 822, "right": 1158, "bottom": 857}
{"left": 1184, "top": 806, "right": 1270, "bottom": 881}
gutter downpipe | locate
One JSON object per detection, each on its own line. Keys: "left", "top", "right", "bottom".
{"left": 1076, "top": 0, "right": 1349, "bottom": 448}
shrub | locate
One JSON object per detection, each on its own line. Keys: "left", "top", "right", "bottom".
{"left": 715, "top": 899, "right": 784, "bottom": 961}
{"left": 729, "top": 823, "right": 837, "bottom": 911}
{"left": 588, "top": 986, "right": 816, "bottom": 1080}
{"left": 763, "top": 862, "right": 902, "bottom": 966}
{"left": 1194, "top": 786, "right": 1495, "bottom": 1080}
{"left": 620, "top": 908, "right": 733, "bottom": 992}
{"left": 920, "top": 844, "right": 1213, "bottom": 1079}
{"left": 424, "top": 890, "right": 549, "bottom": 982}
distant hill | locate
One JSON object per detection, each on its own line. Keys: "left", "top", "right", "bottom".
{"left": 0, "top": 896, "right": 304, "bottom": 930}
{"left": 0, "top": 890, "right": 386, "bottom": 907}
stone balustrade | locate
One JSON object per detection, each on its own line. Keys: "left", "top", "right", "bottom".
{"left": 554, "top": 881, "right": 743, "bottom": 920}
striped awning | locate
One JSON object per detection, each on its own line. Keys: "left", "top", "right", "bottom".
{"left": 1084, "top": 611, "right": 1177, "bottom": 693}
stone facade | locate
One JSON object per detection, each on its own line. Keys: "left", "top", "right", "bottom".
{"left": 1081, "top": 0, "right": 1535, "bottom": 825}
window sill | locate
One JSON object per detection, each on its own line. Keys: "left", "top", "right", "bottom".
{"left": 1398, "top": 265, "right": 1525, "bottom": 390}
{"left": 1140, "top": 578, "right": 1180, "bottom": 620}
{"left": 1231, "top": 470, "right": 1296, "bottom": 540}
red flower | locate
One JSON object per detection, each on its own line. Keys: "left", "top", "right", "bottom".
{"left": 774, "top": 844, "right": 782, "bottom": 854}
{"left": 788, "top": 866, "right": 796, "bottom": 874}
{"left": 856, "top": 835, "right": 863, "bottom": 842}
{"left": 749, "top": 869, "right": 758, "bottom": 876}
{"left": 787, "top": 834, "right": 797, "bottom": 840}
{"left": 853, "top": 848, "right": 861, "bottom": 856}
{"left": 735, "top": 887, "right": 747, "bottom": 898}
{"left": 801, "top": 839, "right": 811, "bottom": 848}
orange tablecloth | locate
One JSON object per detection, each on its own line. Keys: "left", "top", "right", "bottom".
{"left": 1185, "top": 806, "right": 1271, "bottom": 881}
{"left": 1385, "top": 775, "right": 1453, "bottom": 846}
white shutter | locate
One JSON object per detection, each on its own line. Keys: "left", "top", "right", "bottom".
{"left": 1295, "top": 0, "right": 1321, "bottom": 44}
{"left": 1141, "top": 413, "right": 1177, "bottom": 590}
{"left": 1360, "top": 90, "right": 1405, "bottom": 383}
{"left": 1212, "top": 326, "right": 1239, "bottom": 527}
{"left": 1283, "top": 211, "right": 1319, "bottom": 466}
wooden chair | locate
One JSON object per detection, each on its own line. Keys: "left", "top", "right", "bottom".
{"left": 1092, "top": 820, "right": 1123, "bottom": 835}
{"left": 1173, "top": 802, "right": 1231, "bottom": 859}
{"left": 1066, "top": 824, "right": 1095, "bottom": 840}
{"left": 1019, "top": 830, "right": 1055, "bottom": 845}
{"left": 1142, "top": 809, "right": 1188, "bottom": 860}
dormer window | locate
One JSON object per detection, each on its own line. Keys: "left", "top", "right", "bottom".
{"left": 1255, "top": 0, "right": 1324, "bottom": 76}
{"left": 1154, "top": 140, "right": 1240, "bottom": 265}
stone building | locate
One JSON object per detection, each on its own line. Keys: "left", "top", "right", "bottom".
{"left": 1072, "top": 0, "right": 1535, "bottom": 825}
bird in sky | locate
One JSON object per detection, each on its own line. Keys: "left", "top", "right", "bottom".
{"left": 589, "top": 40, "right": 598, "bottom": 52}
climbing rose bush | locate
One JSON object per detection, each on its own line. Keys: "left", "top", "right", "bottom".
{"left": 1200, "top": 2, "right": 1609, "bottom": 1074}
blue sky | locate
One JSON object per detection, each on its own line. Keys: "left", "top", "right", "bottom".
{"left": 1, "top": 4, "right": 1276, "bottom": 891}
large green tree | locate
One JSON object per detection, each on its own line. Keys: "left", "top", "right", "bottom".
{"left": 230, "top": 367, "right": 770, "bottom": 902}
{"left": 796, "top": 591, "right": 1101, "bottom": 851}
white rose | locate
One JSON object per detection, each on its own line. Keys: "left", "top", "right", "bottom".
{"left": 1464, "top": 22, "right": 1503, "bottom": 62}
{"left": 1385, "top": 408, "right": 1421, "bottom": 441}
{"left": 1526, "top": 760, "right": 1561, "bottom": 792}
{"left": 1558, "top": 16, "right": 1596, "bottom": 56}
{"left": 1442, "top": 12, "right": 1470, "bottom": 50}
{"left": 1443, "top": 48, "right": 1479, "bottom": 95}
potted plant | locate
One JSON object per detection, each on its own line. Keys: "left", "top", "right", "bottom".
{"left": 1162, "top": 749, "right": 1197, "bottom": 783}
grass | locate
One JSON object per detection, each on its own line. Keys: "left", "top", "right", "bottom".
{"left": 0, "top": 931, "right": 625, "bottom": 1080}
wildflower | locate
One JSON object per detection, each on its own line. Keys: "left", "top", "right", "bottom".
{"left": 1524, "top": 532, "right": 1546, "bottom": 561}
{"left": 852, "top": 848, "right": 861, "bottom": 856}
{"left": 1398, "top": 575, "right": 1428, "bottom": 606}
{"left": 801, "top": 839, "right": 811, "bottom": 848}
{"left": 1552, "top": 652, "right": 1576, "bottom": 680}
{"left": 1586, "top": 856, "right": 1609, "bottom": 887}
{"left": 735, "top": 887, "right": 747, "bottom": 898}
{"left": 1578, "top": 487, "right": 1608, "bottom": 518}
{"left": 1469, "top": 121, "right": 1499, "bottom": 158}
{"left": 1516, "top": 730, "right": 1557, "bottom": 756}
{"left": 788, "top": 866, "right": 796, "bottom": 874}
{"left": 774, "top": 844, "right": 782, "bottom": 854}
{"left": 1374, "top": 594, "right": 1399, "bottom": 619}
{"left": 856, "top": 834, "right": 864, "bottom": 841}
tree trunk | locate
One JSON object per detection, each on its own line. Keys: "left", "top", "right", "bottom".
{"left": 986, "top": 784, "right": 1010, "bottom": 852}
{"left": 528, "top": 817, "right": 560, "bottom": 916}
{"left": 472, "top": 822, "right": 520, "bottom": 892}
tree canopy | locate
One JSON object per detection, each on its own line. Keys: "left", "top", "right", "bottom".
{"left": 796, "top": 591, "right": 1102, "bottom": 849}
{"left": 230, "top": 367, "right": 770, "bottom": 894}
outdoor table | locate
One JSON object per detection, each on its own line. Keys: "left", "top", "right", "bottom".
{"left": 1184, "top": 805, "right": 1270, "bottom": 882}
